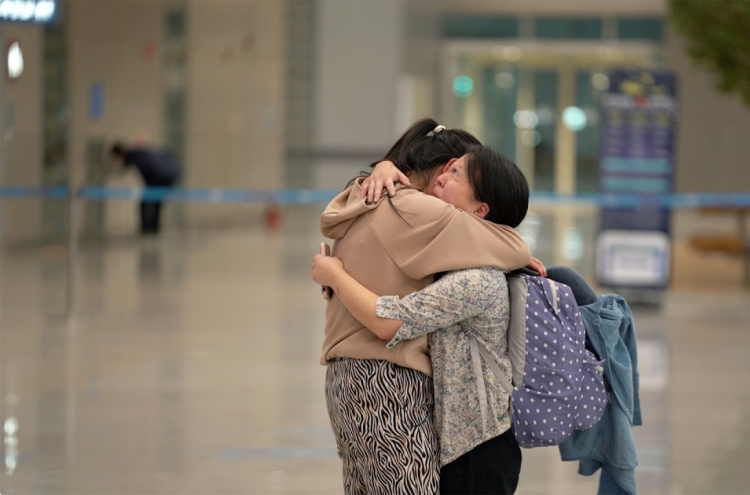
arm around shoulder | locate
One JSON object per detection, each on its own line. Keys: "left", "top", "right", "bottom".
{"left": 377, "top": 191, "right": 531, "bottom": 279}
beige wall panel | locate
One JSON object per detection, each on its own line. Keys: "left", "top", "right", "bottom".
{"left": 1, "top": 24, "right": 43, "bottom": 245}
{"left": 68, "top": 0, "right": 165, "bottom": 234}
{"left": 185, "top": 0, "right": 285, "bottom": 226}
{"left": 665, "top": 26, "right": 750, "bottom": 193}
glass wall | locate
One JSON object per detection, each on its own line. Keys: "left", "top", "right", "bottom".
{"left": 481, "top": 65, "right": 516, "bottom": 161}
{"left": 444, "top": 15, "right": 665, "bottom": 195}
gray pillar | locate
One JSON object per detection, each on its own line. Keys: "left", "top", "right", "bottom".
{"left": 311, "top": 0, "right": 404, "bottom": 189}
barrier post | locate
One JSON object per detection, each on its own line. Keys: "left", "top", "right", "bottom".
{"left": 66, "top": 187, "right": 80, "bottom": 319}
{"left": 65, "top": 186, "right": 81, "bottom": 464}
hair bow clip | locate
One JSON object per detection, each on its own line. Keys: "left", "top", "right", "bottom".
{"left": 433, "top": 125, "right": 446, "bottom": 134}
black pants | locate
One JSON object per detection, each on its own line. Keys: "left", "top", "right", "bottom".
{"left": 440, "top": 428, "right": 522, "bottom": 495}
{"left": 140, "top": 201, "right": 162, "bottom": 233}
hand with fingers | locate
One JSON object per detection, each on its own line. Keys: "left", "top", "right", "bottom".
{"left": 360, "top": 160, "right": 411, "bottom": 205}
{"left": 312, "top": 254, "right": 344, "bottom": 289}
{"left": 527, "top": 257, "right": 547, "bottom": 277}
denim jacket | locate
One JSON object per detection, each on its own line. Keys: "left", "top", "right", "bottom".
{"left": 557, "top": 293, "right": 641, "bottom": 495}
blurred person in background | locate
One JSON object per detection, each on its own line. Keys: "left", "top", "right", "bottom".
{"left": 110, "top": 143, "right": 182, "bottom": 234}
{"left": 314, "top": 145, "right": 531, "bottom": 494}
{"left": 314, "top": 118, "right": 535, "bottom": 494}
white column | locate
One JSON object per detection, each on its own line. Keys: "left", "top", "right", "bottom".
{"left": 553, "top": 67, "right": 577, "bottom": 266}
{"left": 554, "top": 66, "right": 576, "bottom": 195}
{"left": 515, "top": 68, "right": 535, "bottom": 191}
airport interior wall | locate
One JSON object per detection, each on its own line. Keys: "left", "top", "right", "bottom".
{"left": 2, "top": 0, "right": 750, "bottom": 247}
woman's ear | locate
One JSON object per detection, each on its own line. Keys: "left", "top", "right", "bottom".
{"left": 473, "top": 202, "right": 490, "bottom": 219}
{"left": 442, "top": 158, "right": 457, "bottom": 174}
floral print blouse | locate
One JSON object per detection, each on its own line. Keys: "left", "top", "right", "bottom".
{"left": 376, "top": 266, "right": 512, "bottom": 466}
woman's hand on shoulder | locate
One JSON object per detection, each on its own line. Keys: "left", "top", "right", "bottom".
{"left": 527, "top": 257, "right": 547, "bottom": 277}
{"left": 361, "top": 160, "right": 410, "bottom": 205}
{"left": 312, "top": 254, "right": 345, "bottom": 288}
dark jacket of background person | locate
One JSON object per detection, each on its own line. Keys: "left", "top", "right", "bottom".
{"left": 124, "top": 148, "right": 182, "bottom": 187}
{"left": 558, "top": 294, "right": 641, "bottom": 495}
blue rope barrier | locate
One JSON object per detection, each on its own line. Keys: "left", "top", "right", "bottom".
{"left": 0, "top": 185, "right": 69, "bottom": 199}
{"left": 3, "top": 185, "right": 750, "bottom": 209}
{"left": 77, "top": 186, "right": 343, "bottom": 205}
{"left": 529, "top": 192, "right": 750, "bottom": 208}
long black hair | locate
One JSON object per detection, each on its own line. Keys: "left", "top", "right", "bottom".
{"left": 351, "top": 118, "right": 481, "bottom": 190}
{"left": 465, "top": 146, "right": 529, "bottom": 228}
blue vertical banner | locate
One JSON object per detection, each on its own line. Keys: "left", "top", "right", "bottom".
{"left": 596, "top": 70, "right": 678, "bottom": 288}
{"left": 89, "top": 82, "right": 105, "bottom": 121}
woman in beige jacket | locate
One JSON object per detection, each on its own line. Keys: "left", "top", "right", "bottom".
{"left": 318, "top": 119, "right": 531, "bottom": 494}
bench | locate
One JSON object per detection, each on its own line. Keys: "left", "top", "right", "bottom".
{"left": 689, "top": 208, "right": 750, "bottom": 287}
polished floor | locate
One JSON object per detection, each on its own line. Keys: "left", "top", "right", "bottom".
{"left": 1, "top": 207, "right": 749, "bottom": 494}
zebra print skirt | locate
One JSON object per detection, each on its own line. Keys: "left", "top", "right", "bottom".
{"left": 325, "top": 358, "right": 439, "bottom": 495}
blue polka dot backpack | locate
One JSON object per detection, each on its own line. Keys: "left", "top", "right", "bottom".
{"left": 469, "top": 272, "right": 608, "bottom": 448}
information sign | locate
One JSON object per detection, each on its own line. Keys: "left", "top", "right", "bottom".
{"left": 597, "top": 70, "right": 678, "bottom": 288}
{"left": 0, "top": 0, "right": 58, "bottom": 24}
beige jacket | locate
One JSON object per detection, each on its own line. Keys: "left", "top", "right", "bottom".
{"left": 319, "top": 178, "right": 531, "bottom": 376}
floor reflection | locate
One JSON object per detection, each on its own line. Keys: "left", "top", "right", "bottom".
{"left": 0, "top": 209, "right": 749, "bottom": 494}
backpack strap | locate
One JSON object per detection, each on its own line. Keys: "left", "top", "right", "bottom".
{"left": 470, "top": 336, "right": 515, "bottom": 437}
{"left": 546, "top": 278, "right": 559, "bottom": 312}
{"left": 507, "top": 275, "right": 529, "bottom": 386}
{"left": 468, "top": 338, "right": 489, "bottom": 436}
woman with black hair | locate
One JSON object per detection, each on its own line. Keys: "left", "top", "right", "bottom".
{"left": 353, "top": 121, "right": 482, "bottom": 202}
{"left": 316, "top": 118, "right": 532, "bottom": 494}
{"left": 314, "top": 146, "right": 531, "bottom": 494}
